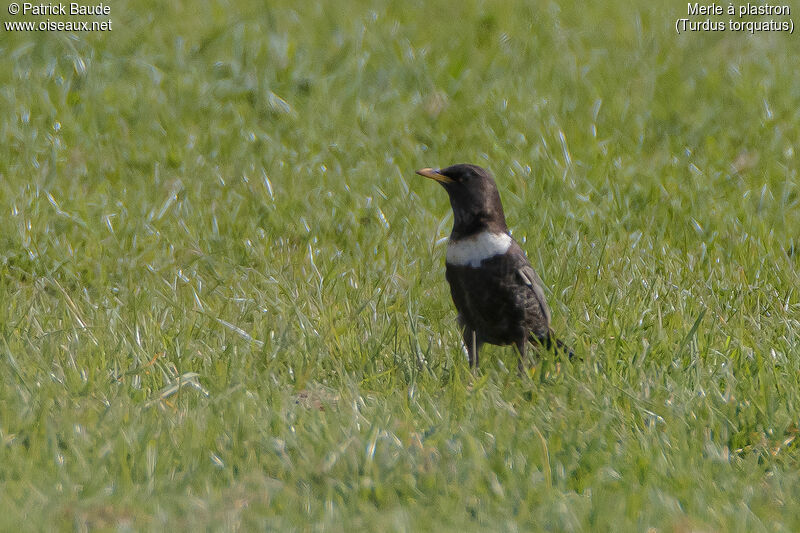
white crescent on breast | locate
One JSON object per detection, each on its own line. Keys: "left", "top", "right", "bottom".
{"left": 446, "top": 232, "right": 512, "bottom": 267}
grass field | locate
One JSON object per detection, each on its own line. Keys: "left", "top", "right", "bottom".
{"left": 2, "top": 0, "right": 800, "bottom": 530}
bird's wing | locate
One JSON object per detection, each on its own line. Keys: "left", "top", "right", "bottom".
{"left": 516, "top": 264, "right": 552, "bottom": 327}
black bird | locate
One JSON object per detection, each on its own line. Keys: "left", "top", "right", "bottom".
{"left": 417, "top": 163, "right": 573, "bottom": 369}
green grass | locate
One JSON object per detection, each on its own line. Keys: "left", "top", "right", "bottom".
{"left": 2, "top": 0, "right": 800, "bottom": 530}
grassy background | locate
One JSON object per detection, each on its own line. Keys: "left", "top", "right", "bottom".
{"left": 2, "top": 0, "right": 800, "bottom": 530}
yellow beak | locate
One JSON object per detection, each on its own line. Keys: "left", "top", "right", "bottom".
{"left": 416, "top": 167, "right": 454, "bottom": 183}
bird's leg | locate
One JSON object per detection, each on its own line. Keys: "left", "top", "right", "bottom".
{"left": 463, "top": 328, "right": 482, "bottom": 368}
{"left": 515, "top": 338, "right": 527, "bottom": 373}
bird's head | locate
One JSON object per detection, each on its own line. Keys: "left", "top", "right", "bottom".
{"left": 416, "top": 163, "right": 507, "bottom": 237}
